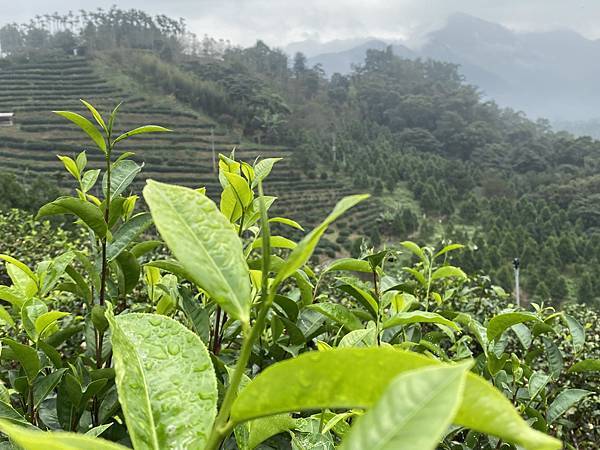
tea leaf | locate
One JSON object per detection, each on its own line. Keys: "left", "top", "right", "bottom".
{"left": 107, "top": 309, "right": 217, "bottom": 450}
{"left": 487, "top": 312, "right": 539, "bottom": 342}
{"left": 546, "top": 389, "right": 592, "bottom": 424}
{"left": 341, "top": 363, "right": 470, "bottom": 450}
{"left": 0, "top": 419, "right": 128, "bottom": 449}
{"left": 274, "top": 194, "right": 369, "bottom": 286}
{"left": 144, "top": 180, "right": 251, "bottom": 323}
{"left": 383, "top": 311, "right": 460, "bottom": 331}
{"left": 113, "top": 125, "right": 171, "bottom": 145}
{"left": 53, "top": 111, "right": 106, "bottom": 153}
{"left": 231, "top": 348, "right": 560, "bottom": 450}
{"left": 37, "top": 197, "right": 107, "bottom": 238}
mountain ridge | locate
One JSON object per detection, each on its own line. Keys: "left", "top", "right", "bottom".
{"left": 284, "top": 12, "right": 600, "bottom": 121}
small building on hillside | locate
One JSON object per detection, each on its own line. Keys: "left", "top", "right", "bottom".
{"left": 0, "top": 113, "right": 14, "bottom": 126}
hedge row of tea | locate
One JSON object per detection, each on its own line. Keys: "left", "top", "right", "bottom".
{"left": 0, "top": 55, "right": 381, "bottom": 256}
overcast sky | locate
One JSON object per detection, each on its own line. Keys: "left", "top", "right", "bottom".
{"left": 1, "top": 0, "right": 598, "bottom": 47}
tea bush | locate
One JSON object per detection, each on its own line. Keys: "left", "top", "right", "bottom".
{"left": 0, "top": 102, "right": 597, "bottom": 450}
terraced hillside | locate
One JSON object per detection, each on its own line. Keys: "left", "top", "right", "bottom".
{"left": 0, "top": 54, "right": 380, "bottom": 254}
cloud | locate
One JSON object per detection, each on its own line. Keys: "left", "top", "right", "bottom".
{"left": 2, "top": 0, "right": 600, "bottom": 47}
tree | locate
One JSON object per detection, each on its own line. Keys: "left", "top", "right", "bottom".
{"left": 420, "top": 185, "right": 440, "bottom": 214}
{"left": 293, "top": 51, "right": 306, "bottom": 77}
{"left": 577, "top": 273, "right": 595, "bottom": 305}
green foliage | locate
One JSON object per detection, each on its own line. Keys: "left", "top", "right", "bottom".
{"left": 143, "top": 180, "right": 252, "bottom": 324}
{"left": 0, "top": 104, "right": 593, "bottom": 450}
{"left": 340, "top": 363, "right": 470, "bottom": 450}
{"left": 107, "top": 308, "right": 217, "bottom": 449}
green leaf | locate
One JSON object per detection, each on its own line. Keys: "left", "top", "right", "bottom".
{"left": 3, "top": 338, "right": 40, "bottom": 382}
{"left": 180, "top": 289, "right": 210, "bottom": 342}
{"left": 487, "top": 312, "right": 539, "bottom": 342}
{"left": 108, "top": 102, "right": 123, "bottom": 133}
{"left": 114, "top": 151, "right": 136, "bottom": 165}
{"left": 145, "top": 260, "right": 192, "bottom": 281}
{"left": 434, "top": 244, "right": 465, "bottom": 258}
{"left": 546, "top": 389, "right": 592, "bottom": 424}
{"left": 340, "top": 363, "right": 471, "bottom": 450}
{"left": 106, "top": 213, "right": 153, "bottom": 261}
{"left": 0, "top": 402, "right": 33, "bottom": 428}
{"left": 34, "top": 311, "right": 70, "bottom": 339}
{"left": 251, "top": 236, "right": 296, "bottom": 250}
{"left": 431, "top": 266, "right": 467, "bottom": 281}
{"left": 115, "top": 251, "right": 140, "bottom": 295}
{"left": 37, "top": 197, "right": 107, "bottom": 238}
{"left": 53, "top": 111, "right": 106, "bottom": 154}
{"left": 231, "top": 348, "right": 560, "bottom": 450}
{"left": 223, "top": 171, "right": 254, "bottom": 209}
{"left": 403, "top": 267, "right": 427, "bottom": 287}
{"left": 528, "top": 371, "right": 550, "bottom": 401}
{"left": 268, "top": 217, "right": 304, "bottom": 231}
{"left": 562, "top": 314, "right": 585, "bottom": 354}
{"left": 81, "top": 169, "right": 100, "bottom": 193}
{"left": 80, "top": 99, "right": 107, "bottom": 132}
{"left": 400, "top": 241, "right": 427, "bottom": 263}
{"left": 103, "top": 160, "right": 142, "bottom": 198}
{"left": 0, "top": 305, "right": 14, "bottom": 328}
{"left": 75, "top": 151, "right": 87, "bottom": 172}
{"left": 252, "top": 157, "right": 282, "bottom": 188}
{"left": 337, "top": 283, "right": 378, "bottom": 318}
{"left": 21, "top": 298, "right": 46, "bottom": 342}
{"left": 143, "top": 180, "right": 251, "bottom": 323}
{"left": 33, "top": 368, "right": 67, "bottom": 409}
{"left": 567, "top": 359, "right": 600, "bottom": 373}
{"left": 542, "top": 337, "right": 563, "bottom": 378}
{"left": 338, "top": 323, "right": 378, "bottom": 348}
{"left": 291, "top": 270, "right": 313, "bottom": 307}
{"left": 0, "top": 419, "right": 129, "bottom": 449}
{"left": 131, "top": 240, "right": 162, "bottom": 258}
{"left": 511, "top": 323, "right": 533, "bottom": 349}
{"left": 57, "top": 155, "right": 80, "bottom": 180}
{"left": 0, "top": 285, "right": 27, "bottom": 309}
{"left": 85, "top": 423, "right": 113, "bottom": 437}
{"left": 274, "top": 195, "right": 369, "bottom": 286}
{"left": 245, "top": 415, "right": 296, "bottom": 449}
{"left": 383, "top": 311, "right": 460, "bottom": 332}
{"left": 487, "top": 352, "right": 509, "bottom": 376}
{"left": 307, "top": 303, "right": 362, "bottom": 331}
{"left": 39, "top": 251, "right": 76, "bottom": 296}
{"left": 323, "top": 258, "right": 372, "bottom": 274}
{"left": 0, "top": 255, "right": 37, "bottom": 287}
{"left": 244, "top": 195, "right": 277, "bottom": 228}
{"left": 113, "top": 125, "right": 172, "bottom": 145}
{"left": 107, "top": 309, "right": 217, "bottom": 450}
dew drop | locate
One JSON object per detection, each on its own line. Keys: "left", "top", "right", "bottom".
{"left": 168, "top": 343, "right": 180, "bottom": 355}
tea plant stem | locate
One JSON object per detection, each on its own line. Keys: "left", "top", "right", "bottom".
{"left": 373, "top": 269, "right": 381, "bottom": 345}
{"left": 94, "top": 137, "right": 112, "bottom": 425}
{"left": 212, "top": 306, "right": 222, "bottom": 354}
{"left": 98, "top": 149, "right": 111, "bottom": 307}
{"left": 205, "top": 182, "right": 273, "bottom": 450}
{"left": 27, "top": 385, "right": 34, "bottom": 425}
{"left": 425, "top": 259, "right": 433, "bottom": 311}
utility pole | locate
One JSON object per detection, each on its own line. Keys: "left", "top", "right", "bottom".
{"left": 210, "top": 127, "right": 216, "bottom": 173}
{"left": 332, "top": 133, "right": 337, "bottom": 162}
{"left": 513, "top": 258, "right": 520, "bottom": 307}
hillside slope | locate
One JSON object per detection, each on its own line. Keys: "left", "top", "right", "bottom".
{"left": 0, "top": 53, "right": 379, "bottom": 256}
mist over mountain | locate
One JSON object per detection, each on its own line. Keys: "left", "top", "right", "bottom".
{"left": 285, "top": 13, "right": 600, "bottom": 122}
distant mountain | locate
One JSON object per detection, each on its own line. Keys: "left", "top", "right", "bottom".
{"left": 306, "top": 39, "right": 417, "bottom": 74}
{"left": 284, "top": 13, "right": 600, "bottom": 121}
{"left": 283, "top": 37, "right": 374, "bottom": 58}
{"left": 420, "top": 13, "right": 600, "bottom": 120}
